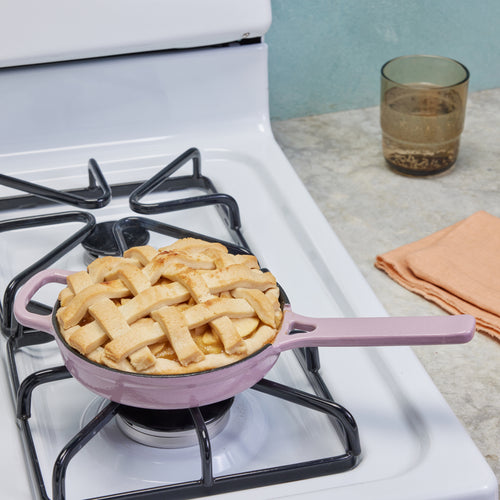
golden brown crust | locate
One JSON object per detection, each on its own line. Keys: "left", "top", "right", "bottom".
{"left": 56, "top": 239, "right": 282, "bottom": 374}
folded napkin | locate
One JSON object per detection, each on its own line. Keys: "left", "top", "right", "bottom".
{"left": 375, "top": 210, "right": 500, "bottom": 342}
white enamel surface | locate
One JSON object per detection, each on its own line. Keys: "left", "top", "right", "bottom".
{"left": 0, "top": 42, "right": 496, "bottom": 500}
{"left": 0, "top": 0, "right": 272, "bottom": 68}
{"left": 0, "top": 45, "right": 269, "bottom": 158}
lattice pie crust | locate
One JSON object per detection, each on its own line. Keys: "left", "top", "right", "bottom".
{"left": 56, "top": 238, "right": 282, "bottom": 374}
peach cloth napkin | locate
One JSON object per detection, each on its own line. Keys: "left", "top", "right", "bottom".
{"left": 375, "top": 210, "right": 500, "bottom": 342}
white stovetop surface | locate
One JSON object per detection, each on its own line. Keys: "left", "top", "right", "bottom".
{"left": 0, "top": 137, "right": 496, "bottom": 499}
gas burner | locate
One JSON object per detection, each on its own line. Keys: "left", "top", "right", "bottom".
{"left": 115, "top": 398, "right": 234, "bottom": 448}
{"left": 82, "top": 220, "right": 149, "bottom": 260}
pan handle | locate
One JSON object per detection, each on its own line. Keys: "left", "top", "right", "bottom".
{"left": 272, "top": 309, "right": 475, "bottom": 352}
{"left": 14, "top": 268, "right": 72, "bottom": 336}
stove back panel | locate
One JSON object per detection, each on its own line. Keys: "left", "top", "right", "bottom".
{"left": 0, "top": 44, "right": 270, "bottom": 170}
{"left": 0, "top": 0, "right": 271, "bottom": 68}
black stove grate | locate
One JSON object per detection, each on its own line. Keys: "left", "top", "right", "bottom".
{"left": 127, "top": 147, "right": 249, "bottom": 249}
{"left": 0, "top": 159, "right": 112, "bottom": 210}
{"left": 0, "top": 211, "right": 96, "bottom": 340}
{"left": 14, "top": 364, "right": 360, "bottom": 500}
{"left": 1, "top": 149, "right": 362, "bottom": 500}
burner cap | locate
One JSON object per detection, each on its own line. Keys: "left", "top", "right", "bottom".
{"left": 116, "top": 398, "right": 234, "bottom": 448}
{"left": 82, "top": 221, "right": 149, "bottom": 259}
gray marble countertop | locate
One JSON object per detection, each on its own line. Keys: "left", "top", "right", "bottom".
{"left": 272, "top": 87, "right": 500, "bottom": 487}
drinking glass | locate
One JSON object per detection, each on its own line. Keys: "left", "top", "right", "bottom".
{"left": 380, "top": 55, "right": 469, "bottom": 176}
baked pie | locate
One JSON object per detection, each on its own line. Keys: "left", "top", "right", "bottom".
{"left": 56, "top": 238, "right": 283, "bottom": 374}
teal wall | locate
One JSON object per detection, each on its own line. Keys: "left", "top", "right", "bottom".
{"left": 267, "top": 0, "right": 500, "bottom": 120}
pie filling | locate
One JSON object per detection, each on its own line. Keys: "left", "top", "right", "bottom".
{"left": 56, "top": 238, "right": 283, "bottom": 374}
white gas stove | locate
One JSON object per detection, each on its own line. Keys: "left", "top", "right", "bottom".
{"left": 0, "top": 1, "right": 497, "bottom": 499}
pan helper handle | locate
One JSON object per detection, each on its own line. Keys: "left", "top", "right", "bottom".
{"left": 14, "top": 268, "right": 72, "bottom": 336}
{"left": 272, "top": 308, "right": 475, "bottom": 352}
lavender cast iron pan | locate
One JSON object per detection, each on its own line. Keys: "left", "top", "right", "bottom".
{"left": 14, "top": 268, "right": 475, "bottom": 410}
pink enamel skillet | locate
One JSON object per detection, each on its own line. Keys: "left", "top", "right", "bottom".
{"left": 14, "top": 268, "right": 475, "bottom": 409}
